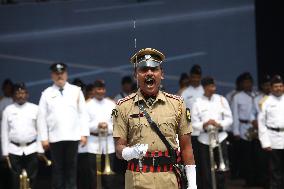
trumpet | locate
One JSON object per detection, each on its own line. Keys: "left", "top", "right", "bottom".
{"left": 6, "top": 156, "right": 12, "bottom": 169}
{"left": 96, "top": 123, "right": 115, "bottom": 189}
{"left": 208, "top": 125, "right": 229, "bottom": 189}
{"left": 38, "top": 154, "right": 52, "bottom": 166}
{"left": 6, "top": 156, "right": 31, "bottom": 189}
{"left": 20, "top": 169, "right": 31, "bottom": 189}
{"left": 245, "top": 127, "right": 258, "bottom": 141}
{"left": 97, "top": 123, "right": 114, "bottom": 175}
{"left": 6, "top": 154, "right": 51, "bottom": 189}
{"left": 6, "top": 158, "right": 31, "bottom": 189}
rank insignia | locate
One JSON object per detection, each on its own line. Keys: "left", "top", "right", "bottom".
{"left": 186, "top": 108, "right": 191, "bottom": 122}
{"left": 111, "top": 109, "right": 118, "bottom": 117}
{"left": 130, "top": 113, "right": 144, "bottom": 118}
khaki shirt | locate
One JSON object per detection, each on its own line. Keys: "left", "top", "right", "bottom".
{"left": 113, "top": 90, "right": 192, "bottom": 151}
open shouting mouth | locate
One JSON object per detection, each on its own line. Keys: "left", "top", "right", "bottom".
{"left": 145, "top": 77, "right": 155, "bottom": 88}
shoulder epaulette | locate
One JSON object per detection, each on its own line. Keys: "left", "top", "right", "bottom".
{"left": 258, "top": 95, "right": 269, "bottom": 111}
{"left": 116, "top": 93, "right": 136, "bottom": 105}
{"left": 163, "top": 92, "right": 183, "bottom": 101}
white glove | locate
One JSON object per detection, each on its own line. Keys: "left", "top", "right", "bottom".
{"left": 122, "top": 143, "right": 148, "bottom": 161}
{"left": 185, "top": 165, "right": 197, "bottom": 189}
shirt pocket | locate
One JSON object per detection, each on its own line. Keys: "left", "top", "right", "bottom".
{"left": 65, "top": 96, "right": 78, "bottom": 111}
{"left": 199, "top": 108, "right": 209, "bottom": 121}
{"left": 158, "top": 115, "right": 177, "bottom": 137}
{"left": 24, "top": 112, "right": 37, "bottom": 126}
{"left": 267, "top": 105, "right": 277, "bottom": 120}
{"left": 7, "top": 113, "right": 18, "bottom": 129}
{"left": 47, "top": 95, "right": 60, "bottom": 112}
{"left": 128, "top": 117, "right": 148, "bottom": 144}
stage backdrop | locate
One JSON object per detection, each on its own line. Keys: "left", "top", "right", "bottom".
{"left": 0, "top": 0, "right": 257, "bottom": 103}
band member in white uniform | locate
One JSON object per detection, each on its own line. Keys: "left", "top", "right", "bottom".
{"left": 232, "top": 72, "right": 258, "bottom": 187}
{"left": 37, "top": 63, "right": 89, "bottom": 189}
{"left": 1, "top": 83, "right": 43, "bottom": 189}
{"left": 258, "top": 75, "right": 284, "bottom": 189}
{"left": 192, "top": 77, "right": 232, "bottom": 189}
{"left": 79, "top": 80, "right": 116, "bottom": 189}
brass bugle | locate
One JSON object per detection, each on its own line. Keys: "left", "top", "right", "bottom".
{"left": 38, "top": 154, "right": 52, "bottom": 166}
{"left": 20, "top": 169, "right": 31, "bottom": 189}
{"left": 6, "top": 156, "right": 12, "bottom": 169}
{"left": 96, "top": 123, "right": 115, "bottom": 189}
{"left": 100, "top": 125, "right": 114, "bottom": 175}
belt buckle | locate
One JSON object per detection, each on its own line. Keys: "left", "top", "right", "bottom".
{"left": 20, "top": 143, "right": 27, "bottom": 147}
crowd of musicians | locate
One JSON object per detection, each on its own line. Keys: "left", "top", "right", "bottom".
{"left": 0, "top": 54, "right": 284, "bottom": 189}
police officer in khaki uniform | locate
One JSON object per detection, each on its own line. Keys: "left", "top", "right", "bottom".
{"left": 113, "top": 48, "right": 197, "bottom": 189}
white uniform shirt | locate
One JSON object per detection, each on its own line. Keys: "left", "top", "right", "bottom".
{"left": 258, "top": 94, "right": 284, "bottom": 149}
{"left": 232, "top": 91, "right": 257, "bottom": 140}
{"left": 0, "top": 96, "right": 13, "bottom": 156}
{"left": 37, "top": 82, "right": 89, "bottom": 143}
{"left": 225, "top": 89, "right": 239, "bottom": 132}
{"left": 254, "top": 93, "right": 267, "bottom": 114}
{"left": 78, "top": 100, "right": 92, "bottom": 154}
{"left": 181, "top": 85, "right": 204, "bottom": 136}
{"left": 1, "top": 102, "right": 43, "bottom": 156}
{"left": 191, "top": 94, "right": 233, "bottom": 145}
{"left": 225, "top": 89, "right": 237, "bottom": 107}
{"left": 79, "top": 97, "right": 116, "bottom": 154}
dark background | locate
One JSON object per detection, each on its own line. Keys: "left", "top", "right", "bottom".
{"left": 1, "top": 0, "right": 258, "bottom": 103}
{"left": 0, "top": 0, "right": 283, "bottom": 100}
{"left": 0, "top": 1, "right": 283, "bottom": 188}
{"left": 255, "top": 0, "right": 283, "bottom": 83}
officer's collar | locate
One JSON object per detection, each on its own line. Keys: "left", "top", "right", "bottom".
{"left": 53, "top": 82, "right": 69, "bottom": 90}
{"left": 271, "top": 93, "right": 283, "bottom": 100}
{"left": 203, "top": 93, "right": 215, "bottom": 101}
{"left": 134, "top": 89, "right": 166, "bottom": 104}
{"left": 14, "top": 101, "right": 27, "bottom": 107}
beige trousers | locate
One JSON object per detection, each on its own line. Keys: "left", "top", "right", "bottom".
{"left": 125, "top": 170, "right": 178, "bottom": 189}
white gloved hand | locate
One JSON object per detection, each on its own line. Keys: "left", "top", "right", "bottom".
{"left": 122, "top": 143, "right": 148, "bottom": 161}
{"left": 185, "top": 165, "right": 197, "bottom": 189}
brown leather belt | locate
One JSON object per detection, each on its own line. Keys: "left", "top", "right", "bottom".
{"left": 127, "top": 150, "right": 181, "bottom": 172}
